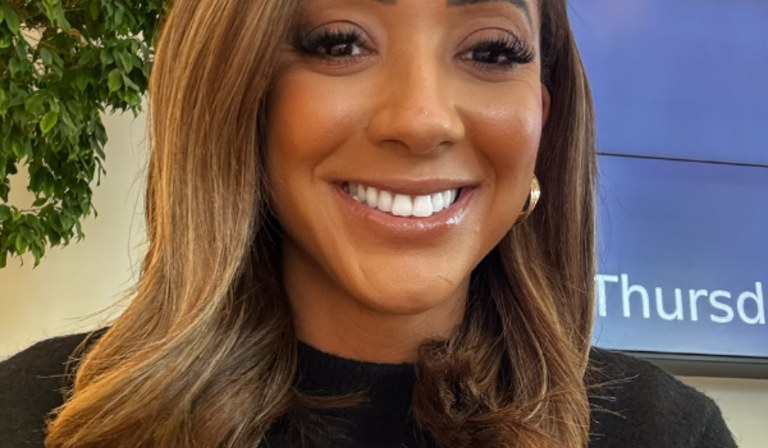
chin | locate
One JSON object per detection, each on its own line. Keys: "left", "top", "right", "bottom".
{"left": 346, "top": 268, "right": 469, "bottom": 317}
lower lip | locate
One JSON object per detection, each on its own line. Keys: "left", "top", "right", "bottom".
{"left": 334, "top": 184, "right": 476, "bottom": 240}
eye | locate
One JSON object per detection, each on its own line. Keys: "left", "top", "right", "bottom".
{"left": 459, "top": 32, "right": 535, "bottom": 70}
{"left": 293, "top": 26, "right": 372, "bottom": 61}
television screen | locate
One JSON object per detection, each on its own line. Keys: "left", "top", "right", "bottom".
{"left": 570, "top": 0, "right": 768, "bottom": 375}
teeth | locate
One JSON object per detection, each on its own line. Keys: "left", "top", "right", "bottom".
{"left": 431, "top": 193, "right": 444, "bottom": 212}
{"left": 378, "top": 190, "right": 393, "bottom": 212}
{"left": 346, "top": 182, "right": 459, "bottom": 218}
{"left": 412, "top": 195, "right": 432, "bottom": 217}
{"left": 391, "top": 194, "right": 413, "bottom": 217}
{"left": 355, "top": 185, "right": 367, "bottom": 203}
{"left": 365, "top": 187, "right": 378, "bottom": 207}
{"left": 442, "top": 190, "right": 452, "bottom": 207}
{"left": 347, "top": 183, "right": 361, "bottom": 202}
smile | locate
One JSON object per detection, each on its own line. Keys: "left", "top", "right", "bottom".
{"left": 343, "top": 182, "right": 460, "bottom": 218}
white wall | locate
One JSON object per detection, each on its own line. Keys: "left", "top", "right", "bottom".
{"left": 1, "top": 111, "right": 766, "bottom": 447}
{"left": 0, "top": 109, "right": 148, "bottom": 357}
{"left": 679, "top": 376, "right": 768, "bottom": 448}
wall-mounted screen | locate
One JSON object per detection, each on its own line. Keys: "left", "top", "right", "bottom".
{"left": 570, "top": 0, "right": 768, "bottom": 376}
{"left": 594, "top": 156, "right": 767, "bottom": 357}
{"left": 570, "top": 0, "right": 768, "bottom": 166}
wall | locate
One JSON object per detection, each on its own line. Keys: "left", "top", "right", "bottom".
{"left": 0, "top": 110, "right": 147, "bottom": 357}
{"left": 679, "top": 376, "right": 768, "bottom": 448}
{"left": 1, "top": 111, "right": 766, "bottom": 447}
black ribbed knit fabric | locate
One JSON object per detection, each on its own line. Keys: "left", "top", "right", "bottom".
{"left": 0, "top": 331, "right": 738, "bottom": 448}
{"left": 263, "top": 342, "right": 428, "bottom": 448}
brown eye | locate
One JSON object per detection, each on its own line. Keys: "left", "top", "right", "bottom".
{"left": 295, "top": 29, "right": 370, "bottom": 59}
{"left": 470, "top": 41, "right": 530, "bottom": 65}
{"left": 458, "top": 33, "right": 535, "bottom": 70}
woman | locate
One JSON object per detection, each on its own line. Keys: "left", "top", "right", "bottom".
{"left": 0, "top": 0, "right": 736, "bottom": 447}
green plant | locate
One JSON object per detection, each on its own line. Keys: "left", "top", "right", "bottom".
{"left": 0, "top": 0, "right": 166, "bottom": 268}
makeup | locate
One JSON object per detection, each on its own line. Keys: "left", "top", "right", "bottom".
{"left": 334, "top": 181, "right": 478, "bottom": 240}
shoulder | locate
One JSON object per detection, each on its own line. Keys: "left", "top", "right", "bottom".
{"left": 0, "top": 330, "right": 104, "bottom": 448}
{"left": 586, "top": 346, "right": 737, "bottom": 448}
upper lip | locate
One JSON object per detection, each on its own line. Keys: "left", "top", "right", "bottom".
{"left": 340, "top": 179, "right": 478, "bottom": 196}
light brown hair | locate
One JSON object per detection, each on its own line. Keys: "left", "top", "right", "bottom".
{"left": 45, "top": 0, "right": 597, "bottom": 447}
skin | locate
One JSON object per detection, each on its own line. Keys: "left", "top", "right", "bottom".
{"left": 267, "top": 0, "right": 549, "bottom": 363}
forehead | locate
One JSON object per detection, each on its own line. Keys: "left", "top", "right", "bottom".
{"left": 301, "top": 0, "right": 536, "bottom": 30}
{"left": 370, "top": 0, "right": 531, "bottom": 19}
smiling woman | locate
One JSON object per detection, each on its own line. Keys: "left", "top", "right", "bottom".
{"left": 0, "top": 0, "right": 737, "bottom": 448}
{"left": 269, "top": 0, "right": 547, "bottom": 364}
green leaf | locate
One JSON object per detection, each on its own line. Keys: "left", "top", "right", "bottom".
{"left": 8, "top": 57, "right": 20, "bottom": 76}
{"left": 76, "top": 76, "right": 90, "bottom": 91}
{"left": 60, "top": 211, "right": 74, "bottom": 230}
{"left": 40, "top": 111, "right": 59, "bottom": 134}
{"left": 31, "top": 246, "right": 43, "bottom": 267}
{"left": 15, "top": 232, "right": 26, "bottom": 254}
{"left": 100, "top": 48, "right": 114, "bottom": 66}
{"left": 119, "top": 52, "right": 133, "bottom": 73}
{"left": 0, "top": 3, "right": 20, "bottom": 35}
{"left": 13, "top": 36, "right": 26, "bottom": 58}
{"left": 60, "top": 112, "right": 76, "bottom": 131}
{"left": 0, "top": 204, "right": 11, "bottom": 221}
{"left": 41, "top": 173, "right": 54, "bottom": 197}
{"left": 32, "top": 197, "right": 48, "bottom": 207}
{"left": 0, "top": 88, "right": 7, "bottom": 117}
{"left": 25, "top": 94, "right": 46, "bottom": 115}
{"left": 89, "top": 0, "right": 99, "bottom": 20}
{"left": 122, "top": 73, "right": 140, "bottom": 91}
{"left": 76, "top": 49, "right": 98, "bottom": 68}
{"left": 52, "top": 2, "right": 71, "bottom": 31}
{"left": 12, "top": 140, "right": 25, "bottom": 159}
{"left": 19, "top": 225, "right": 34, "bottom": 241}
{"left": 40, "top": 47, "right": 53, "bottom": 66}
{"left": 122, "top": 90, "right": 140, "bottom": 106}
{"left": 8, "top": 81, "right": 27, "bottom": 104}
{"left": 108, "top": 69, "right": 123, "bottom": 92}
{"left": 0, "top": 251, "right": 6, "bottom": 268}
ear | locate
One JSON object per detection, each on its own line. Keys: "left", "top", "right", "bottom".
{"left": 541, "top": 85, "right": 551, "bottom": 126}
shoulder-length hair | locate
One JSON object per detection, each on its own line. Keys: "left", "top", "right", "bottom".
{"left": 45, "top": 0, "right": 596, "bottom": 447}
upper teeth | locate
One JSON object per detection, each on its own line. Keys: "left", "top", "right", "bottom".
{"left": 345, "top": 183, "right": 459, "bottom": 218}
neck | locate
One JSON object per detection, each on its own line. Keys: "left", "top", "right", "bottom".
{"left": 283, "top": 246, "right": 467, "bottom": 364}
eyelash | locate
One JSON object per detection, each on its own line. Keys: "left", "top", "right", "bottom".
{"left": 294, "top": 29, "right": 372, "bottom": 63}
{"left": 293, "top": 28, "right": 535, "bottom": 70}
{"left": 460, "top": 36, "right": 535, "bottom": 70}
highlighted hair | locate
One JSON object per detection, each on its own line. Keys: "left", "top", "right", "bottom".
{"left": 45, "top": 0, "right": 597, "bottom": 447}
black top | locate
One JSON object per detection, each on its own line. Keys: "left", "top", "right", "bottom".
{"left": 0, "top": 331, "right": 738, "bottom": 448}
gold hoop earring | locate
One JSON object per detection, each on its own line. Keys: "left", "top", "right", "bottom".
{"left": 516, "top": 175, "right": 541, "bottom": 224}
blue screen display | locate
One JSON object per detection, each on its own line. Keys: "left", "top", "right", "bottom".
{"left": 570, "top": 0, "right": 768, "bottom": 359}
{"left": 593, "top": 156, "right": 767, "bottom": 358}
{"left": 570, "top": 0, "right": 768, "bottom": 166}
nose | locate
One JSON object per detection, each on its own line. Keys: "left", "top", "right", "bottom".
{"left": 366, "top": 54, "right": 465, "bottom": 155}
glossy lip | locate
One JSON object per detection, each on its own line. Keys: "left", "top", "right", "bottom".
{"left": 333, "top": 181, "right": 478, "bottom": 241}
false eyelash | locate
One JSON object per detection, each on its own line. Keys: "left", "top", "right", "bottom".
{"left": 467, "top": 36, "right": 536, "bottom": 69}
{"left": 292, "top": 28, "right": 369, "bottom": 60}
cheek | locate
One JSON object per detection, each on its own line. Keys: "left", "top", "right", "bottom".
{"left": 465, "top": 86, "right": 543, "bottom": 185}
{"left": 266, "top": 68, "right": 368, "bottom": 182}
{"left": 458, "top": 84, "right": 544, "bottom": 235}
{"left": 474, "top": 107, "right": 541, "bottom": 166}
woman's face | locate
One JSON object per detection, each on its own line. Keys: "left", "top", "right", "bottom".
{"left": 267, "top": 0, "right": 547, "bottom": 322}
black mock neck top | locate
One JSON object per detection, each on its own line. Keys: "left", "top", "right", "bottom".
{"left": 0, "top": 332, "right": 738, "bottom": 448}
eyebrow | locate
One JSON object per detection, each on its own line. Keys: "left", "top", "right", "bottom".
{"left": 366, "top": 0, "right": 533, "bottom": 29}
{"left": 447, "top": 0, "right": 532, "bottom": 25}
